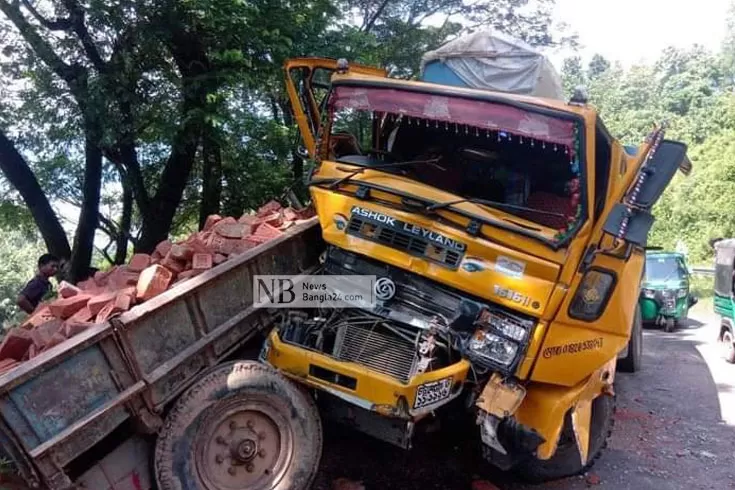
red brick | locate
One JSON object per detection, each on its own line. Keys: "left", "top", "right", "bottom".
{"left": 87, "top": 291, "right": 118, "bottom": 315}
{"left": 203, "top": 214, "right": 223, "bottom": 231}
{"left": 192, "top": 253, "right": 213, "bottom": 270}
{"left": 283, "top": 208, "right": 297, "bottom": 221}
{"left": 27, "top": 344, "right": 38, "bottom": 359}
{"left": 155, "top": 239, "right": 173, "bottom": 258}
{"left": 21, "top": 306, "right": 55, "bottom": 329}
{"left": 94, "top": 268, "right": 115, "bottom": 287}
{"left": 279, "top": 221, "right": 295, "bottom": 231}
{"left": 63, "top": 322, "right": 92, "bottom": 338}
{"left": 214, "top": 221, "right": 249, "bottom": 239}
{"left": 213, "top": 254, "right": 227, "bottom": 265}
{"left": 49, "top": 294, "right": 92, "bottom": 319}
{"left": 169, "top": 244, "right": 193, "bottom": 261}
{"left": 230, "top": 241, "right": 256, "bottom": 256}
{"left": 118, "top": 286, "right": 137, "bottom": 305}
{"left": 238, "top": 214, "right": 258, "bottom": 228}
{"left": 0, "top": 329, "right": 32, "bottom": 361}
{"left": 254, "top": 223, "right": 283, "bottom": 240}
{"left": 243, "top": 235, "right": 267, "bottom": 246}
{"left": 95, "top": 302, "right": 117, "bottom": 323}
{"left": 30, "top": 319, "right": 63, "bottom": 349}
{"left": 45, "top": 333, "right": 66, "bottom": 349}
{"left": 77, "top": 278, "right": 98, "bottom": 292}
{"left": 262, "top": 212, "right": 283, "bottom": 228}
{"left": 128, "top": 254, "right": 151, "bottom": 272}
{"left": 161, "top": 254, "right": 186, "bottom": 274}
{"left": 136, "top": 265, "right": 173, "bottom": 301}
{"left": 114, "top": 293, "right": 132, "bottom": 312}
{"left": 0, "top": 359, "right": 19, "bottom": 375}
{"left": 69, "top": 306, "right": 93, "bottom": 323}
{"left": 186, "top": 237, "right": 210, "bottom": 254}
{"left": 177, "top": 269, "right": 203, "bottom": 281}
{"left": 257, "top": 200, "right": 282, "bottom": 217}
{"left": 59, "top": 281, "right": 81, "bottom": 298}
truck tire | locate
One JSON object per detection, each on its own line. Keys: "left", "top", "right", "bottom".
{"left": 722, "top": 329, "right": 735, "bottom": 364}
{"left": 517, "top": 394, "right": 615, "bottom": 483}
{"left": 617, "top": 305, "right": 642, "bottom": 373}
{"left": 154, "top": 361, "right": 322, "bottom": 490}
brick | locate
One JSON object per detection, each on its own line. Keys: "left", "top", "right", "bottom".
{"left": 230, "top": 241, "right": 255, "bottom": 256}
{"left": 169, "top": 244, "right": 193, "bottom": 261}
{"left": 185, "top": 237, "right": 210, "bottom": 254}
{"left": 0, "top": 329, "right": 32, "bottom": 361}
{"left": 136, "top": 265, "right": 173, "bottom": 301}
{"left": 95, "top": 268, "right": 115, "bottom": 287}
{"left": 49, "top": 294, "right": 92, "bottom": 319}
{"left": 69, "top": 306, "right": 93, "bottom": 323}
{"left": 114, "top": 293, "right": 132, "bottom": 312}
{"left": 107, "top": 267, "right": 140, "bottom": 289}
{"left": 203, "top": 214, "right": 223, "bottom": 231}
{"left": 27, "top": 344, "right": 38, "bottom": 359}
{"left": 257, "top": 200, "right": 282, "bottom": 216}
{"left": 63, "top": 322, "right": 92, "bottom": 338}
{"left": 254, "top": 223, "right": 283, "bottom": 240}
{"left": 192, "top": 253, "right": 213, "bottom": 271}
{"left": 128, "top": 254, "right": 151, "bottom": 272}
{"left": 87, "top": 291, "right": 118, "bottom": 315}
{"left": 214, "top": 221, "right": 249, "bottom": 239}
{"left": 243, "top": 235, "right": 267, "bottom": 246}
{"left": 95, "top": 302, "right": 118, "bottom": 323}
{"left": 0, "top": 359, "right": 19, "bottom": 375}
{"left": 283, "top": 208, "right": 298, "bottom": 221}
{"left": 261, "top": 212, "right": 283, "bottom": 228}
{"left": 278, "top": 221, "right": 295, "bottom": 231}
{"left": 177, "top": 269, "right": 202, "bottom": 281}
{"left": 118, "top": 286, "right": 137, "bottom": 305}
{"left": 45, "top": 333, "right": 66, "bottom": 349}
{"left": 154, "top": 240, "right": 173, "bottom": 258}
{"left": 238, "top": 213, "right": 258, "bottom": 227}
{"left": 21, "top": 306, "right": 55, "bottom": 329}
{"left": 213, "top": 254, "right": 227, "bottom": 265}
{"left": 77, "top": 278, "right": 99, "bottom": 292}
{"left": 30, "top": 319, "right": 63, "bottom": 349}
{"left": 59, "top": 281, "right": 81, "bottom": 298}
{"left": 161, "top": 254, "right": 186, "bottom": 274}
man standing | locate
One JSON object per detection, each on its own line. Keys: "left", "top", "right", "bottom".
{"left": 16, "top": 254, "right": 60, "bottom": 314}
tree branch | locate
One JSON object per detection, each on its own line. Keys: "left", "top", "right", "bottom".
{"left": 20, "top": 0, "right": 72, "bottom": 31}
{"left": 61, "top": 0, "right": 106, "bottom": 72}
{"left": 362, "top": 0, "right": 391, "bottom": 33}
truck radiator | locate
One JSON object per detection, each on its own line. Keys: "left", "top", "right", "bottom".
{"left": 333, "top": 323, "right": 417, "bottom": 384}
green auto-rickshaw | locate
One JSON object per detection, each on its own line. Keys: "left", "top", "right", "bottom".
{"left": 713, "top": 239, "right": 735, "bottom": 363}
{"left": 639, "top": 251, "right": 697, "bottom": 332}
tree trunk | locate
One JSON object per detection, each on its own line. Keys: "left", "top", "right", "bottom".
{"left": 114, "top": 183, "right": 133, "bottom": 264}
{"left": 0, "top": 130, "right": 71, "bottom": 259}
{"left": 68, "top": 135, "right": 103, "bottom": 282}
{"left": 198, "top": 125, "right": 222, "bottom": 230}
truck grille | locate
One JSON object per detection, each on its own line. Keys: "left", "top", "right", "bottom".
{"left": 334, "top": 323, "right": 416, "bottom": 383}
{"left": 347, "top": 216, "right": 462, "bottom": 268}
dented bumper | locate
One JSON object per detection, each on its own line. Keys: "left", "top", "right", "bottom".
{"left": 263, "top": 331, "right": 470, "bottom": 417}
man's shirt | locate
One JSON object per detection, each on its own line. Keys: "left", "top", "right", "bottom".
{"left": 20, "top": 275, "right": 51, "bottom": 310}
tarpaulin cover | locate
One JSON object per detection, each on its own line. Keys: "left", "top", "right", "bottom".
{"left": 420, "top": 30, "right": 564, "bottom": 100}
{"left": 330, "top": 85, "right": 575, "bottom": 147}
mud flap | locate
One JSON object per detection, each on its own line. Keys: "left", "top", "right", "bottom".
{"left": 571, "top": 399, "right": 592, "bottom": 465}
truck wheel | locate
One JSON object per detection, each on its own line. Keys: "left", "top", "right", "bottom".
{"left": 722, "top": 329, "right": 735, "bottom": 364}
{"left": 154, "top": 361, "right": 322, "bottom": 490}
{"left": 517, "top": 394, "right": 615, "bottom": 483}
{"left": 617, "top": 305, "right": 642, "bottom": 373}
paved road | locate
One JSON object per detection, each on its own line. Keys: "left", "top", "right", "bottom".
{"left": 314, "top": 308, "right": 735, "bottom": 490}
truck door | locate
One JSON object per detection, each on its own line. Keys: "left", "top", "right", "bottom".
{"left": 284, "top": 58, "right": 387, "bottom": 157}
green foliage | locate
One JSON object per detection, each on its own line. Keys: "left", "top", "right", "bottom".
{"left": 0, "top": 228, "right": 47, "bottom": 329}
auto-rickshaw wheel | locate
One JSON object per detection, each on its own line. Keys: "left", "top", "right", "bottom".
{"left": 722, "top": 329, "right": 735, "bottom": 364}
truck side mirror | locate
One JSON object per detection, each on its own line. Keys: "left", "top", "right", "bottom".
{"left": 602, "top": 204, "right": 654, "bottom": 247}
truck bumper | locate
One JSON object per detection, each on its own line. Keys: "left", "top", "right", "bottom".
{"left": 263, "top": 331, "right": 470, "bottom": 418}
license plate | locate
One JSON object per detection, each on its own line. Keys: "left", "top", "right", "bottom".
{"left": 414, "top": 377, "right": 452, "bottom": 409}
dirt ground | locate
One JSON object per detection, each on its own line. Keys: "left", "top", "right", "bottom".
{"left": 314, "top": 307, "right": 735, "bottom": 490}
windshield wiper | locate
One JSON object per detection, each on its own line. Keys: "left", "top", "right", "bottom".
{"left": 425, "top": 197, "right": 566, "bottom": 218}
{"left": 326, "top": 158, "right": 442, "bottom": 189}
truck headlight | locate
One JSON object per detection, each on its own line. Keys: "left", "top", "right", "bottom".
{"left": 676, "top": 288, "right": 687, "bottom": 298}
{"left": 641, "top": 288, "right": 656, "bottom": 299}
{"left": 469, "top": 329, "right": 518, "bottom": 366}
{"left": 569, "top": 268, "right": 616, "bottom": 321}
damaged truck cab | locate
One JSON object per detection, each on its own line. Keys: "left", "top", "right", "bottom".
{"left": 263, "top": 55, "right": 691, "bottom": 481}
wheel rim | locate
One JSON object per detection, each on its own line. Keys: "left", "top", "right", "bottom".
{"left": 194, "top": 398, "right": 294, "bottom": 490}
{"left": 723, "top": 331, "right": 735, "bottom": 359}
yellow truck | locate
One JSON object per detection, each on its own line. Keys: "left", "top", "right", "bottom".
{"left": 255, "top": 54, "right": 692, "bottom": 486}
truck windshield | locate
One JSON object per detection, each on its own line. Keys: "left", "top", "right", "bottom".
{"left": 324, "top": 85, "right": 584, "bottom": 232}
{"left": 645, "top": 257, "right": 686, "bottom": 282}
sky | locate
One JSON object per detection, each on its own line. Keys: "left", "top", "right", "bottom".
{"left": 550, "top": 0, "right": 731, "bottom": 68}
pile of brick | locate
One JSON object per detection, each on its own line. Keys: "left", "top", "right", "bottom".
{"left": 0, "top": 201, "right": 314, "bottom": 375}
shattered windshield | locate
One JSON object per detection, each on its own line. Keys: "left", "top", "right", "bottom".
{"left": 645, "top": 257, "right": 687, "bottom": 282}
{"left": 323, "top": 85, "right": 584, "bottom": 235}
